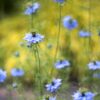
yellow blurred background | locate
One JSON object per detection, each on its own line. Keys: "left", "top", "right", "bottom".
{"left": 0, "top": 0, "right": 100, "bottom": 83}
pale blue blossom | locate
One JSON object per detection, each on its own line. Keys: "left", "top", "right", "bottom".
{"left": 0, "top": 69, "right": 7, "bottom": 83}
{"left": 79, "top": 31, "right": 91, "bottom": 37}
{"left": 45, "top": 78, "right": 62, "bottom": 93}
{"left": 63, "top": 16, "right": 78, "bottom": 30}
{"left": 24, "top": 32, "right": 44, "bottom": 44}
{"left": 11, "top": 68, "right": 24, "bottom": 77}
{"left": 72, "top": 91, "right": 95, "bottom": 100}
{"left": 55, "top": 60, "right": 70, "bottom": 69}
{"left": 88, "top": 61, "right": 100, "bottom": 70}
{"left": 25, "top": 2, "right": 40, "bottom": 15}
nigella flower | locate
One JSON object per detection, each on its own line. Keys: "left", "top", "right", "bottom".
{"left": 45, "top": 78, "right": 62, "bottom": 93}
{"left": 63, "top": 16, "right": 78, "bottom": 30}
{"left": 25, "top": 2, "right": 40, "bottom": 15}
{"left": 24, "top": 32, "right": 44, "bottom": 44}
{"left": 11, "top": 68, "right": 24, "bottom": 77}
{"left": 0, "top": 69, "right": 7, "bottom": 83}
{"left": 72, "top": 91, "right": 96, "bottom": 100}
{"left": 79, "top": 31, "right": 91, "bottom": 37}
{"left": 54, "top": 0, "right": 64, "bottom": 3}
{"left": 54, "top": 60, "right": 70, "bottom": 69}
{"left": 88, "top": 61, "right": 100, "bottom": 70}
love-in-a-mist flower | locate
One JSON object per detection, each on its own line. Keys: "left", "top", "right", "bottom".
{"left": 79, "top": 31, "right": 91, "bottom": 37}
{"left": 55, "top": 60, "right": 70, "bottom": 69}
{"left": 0, "top": 69, "right": 7, "bottom": 83}
{"left": 24, "top": 32, "right": 44, "bottom": 44}
{"left": 72, "top": 91, "right": 96, "bottom": 100}
{"left": 88, "top": 61, "right": 100, "bottom": 70}
{"left": 45, "top": 78, "right": 62, "bottom": 93}
{"left": 25, "top": 2, "right": 40, "bottom": 15}
{"left": 11, "top": 68, "right": 24, "bottom": 77}
{"left": 54, "top": 0, "right": 64, "bottom": 3}
{"left": 63, "top": 16, "right": 78, "bottom": 30}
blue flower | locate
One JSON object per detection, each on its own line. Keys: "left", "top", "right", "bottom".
{"left": 55, "top": 60, "right": 70, "bottom": 69}
{"left": 79, "top": 31, "right": 91, "bottom": 37}
{"left": 54, "top": 0, "right": 64, "bottom": 3}
{"left": 72, "top": 91, "right": 95, "bottom": 100}
{"left": 88, "top": 61, "right": 100, "bottom": 70}
{"left": 63, "top": 16, "right": 78, "bottom": 30}
{"left": 25, "top": 2, "right": 40, "bottom": 15}
{"left": 45, "top": 78, "right": 62, "bottom": 93}
{"left": 11, "top": 68, "right": 24, "bottom": 77}
{"left": 0, "top": 69, "right": 7, "bottom": 83}
{"left": 24, "top": 32, "right": 44, "bottom": 44}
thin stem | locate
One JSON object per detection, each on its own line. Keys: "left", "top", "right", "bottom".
{"left": 88, "top": 0, "right": 92, "bottom": 60}
{"left": 35, "top": 44, "right": 43, "bottom": 96}
{"left": 50, "top": 3, "right": 62, "bottom": 76}
{"left": 31, "top": 0, "right": 34, "bottom": 32}
{"left": 32, "top": 44, "right": 43, "bottom": 98}
{"left": 8, "top": 88, "right": 12, "bottom": 100}
{"left": 54, "top": 3, "right": 62, "bottom": 62}
{"left": 66, "top": 30, "right": 71, "bottom": 59}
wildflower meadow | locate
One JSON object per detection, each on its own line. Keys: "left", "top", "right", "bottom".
{"left": 0, "top": 0, "right": 100, "bottom": 100}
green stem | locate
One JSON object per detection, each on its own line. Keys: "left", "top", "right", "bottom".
{"left": 54, "top": 3, "right": 62, "bottom": 62}
{"left": 35, "top": 44, "right": 43, "bottom": 96}
{"left": 8, "top": 88, "right": 12, "bottom": 100}
{"left": 31, "top": 0, "right": 34, "bottom": 32}
{"left": 88, "top": 0, "right": 92, "bottom": 61}
{"left": 66, "top": 30, "right": 71, "bottom": 59}
{"left": 50, "top": 3, "right": 62, "bottom": 76}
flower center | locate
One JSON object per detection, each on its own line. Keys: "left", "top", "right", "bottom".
{"left": 69, "top": 19, "right": 73, "bottom": 24}
{"left": 60, "top": 60, "right": 63, "bottom": 64}
{"left": 93, "top": 61, "right": 97, "bottom": 65}
{"left": 51, "top": 81, "right": 55, "bottom": 86}
{"left": 32, "top": 32, "right": 36, "bottom": 37}
{"left": 81, "top": 92, "right": 85, "bottom": 97}
{"left": 16, "top": 68, "right": 21, "bottom": 72}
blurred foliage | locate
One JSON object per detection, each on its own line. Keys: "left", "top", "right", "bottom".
{"left": 0, "top": 0, "right": 23, "bottom": 19}
{"left": 0, "top": 0, "right": 100, "bottom": 86}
